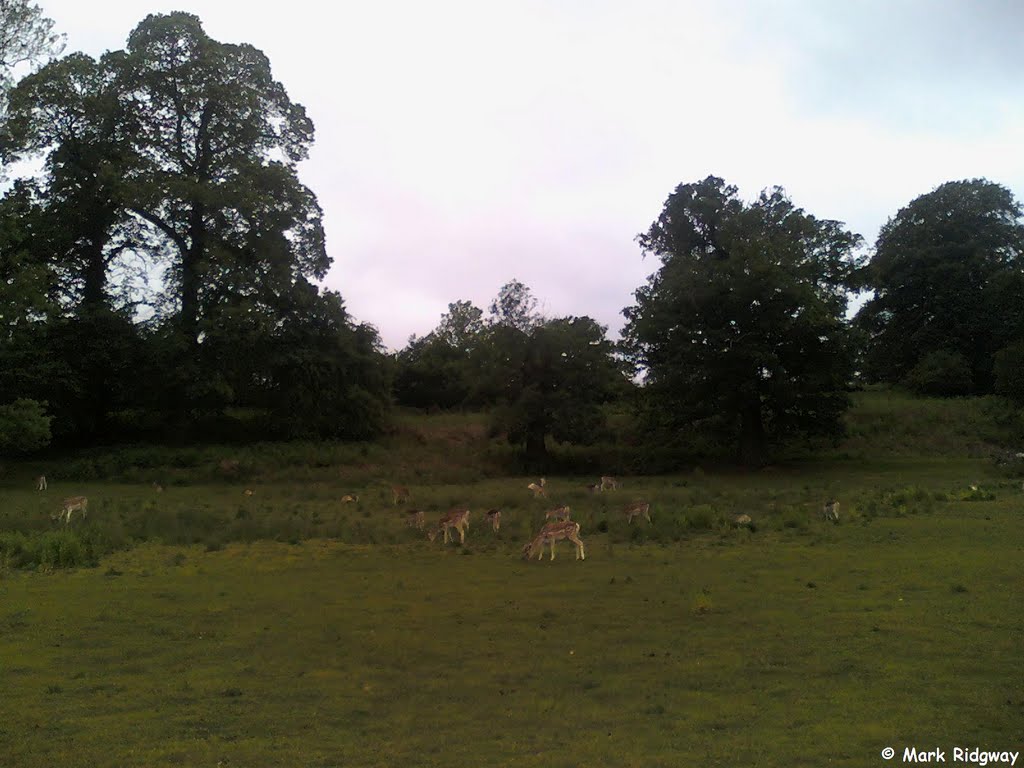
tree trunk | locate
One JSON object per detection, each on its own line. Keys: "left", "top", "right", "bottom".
{"left": 81, "top": 236, "right": 108, "bottom": 310}
{"left": 738, "top": 402, "right": 765, "bottom": 467}
{"left": 181, "top": 203, "right": 205, "bottom": 351}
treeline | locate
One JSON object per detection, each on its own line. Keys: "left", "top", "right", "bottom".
{"left": 394, "top": 177, "right": 1024, "bottom": 466}
{"left": 2, "top": 5, "right": 1024, "bottom": 467}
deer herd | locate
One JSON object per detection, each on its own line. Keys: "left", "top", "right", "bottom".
{"left": 391, "top": 474, "right": 648, "bottom": 562}
{"left": 29, "top": 469, "right": 843, "bottom": 554}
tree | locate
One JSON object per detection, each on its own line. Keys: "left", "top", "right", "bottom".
{"left": 856, "top": 179, "right": 1024, "bottom": 390}
{"left": 436, "top": 299, "right": 484, "bottom": 352}
{"left": 488, "top": 279, "right": 542, "bottom": 332}
{"left": 623, "top": 176, "right": 863, "bottom": 466}
{"left": 486, "top": 311, "right": 622, "bottom": 467}
{"left": 2, "top": 52, "right": 153, "bottom": 440}
{"left": 393, "top": 300, "right": 487, "bottom": 410}
{"left": 259, "top": 289, "right": 390, "bottom": 439}
{"left": 3, "top": 51, "right": 139, "bottom": 311}
{"left": 0, "top": 0, "right": 63, "bottom": 99}
{"left": 115, "top": 13, "right": 327, "bottom": 362}
{"left": 902, "top": 350, "right": 973, "bottom": 397}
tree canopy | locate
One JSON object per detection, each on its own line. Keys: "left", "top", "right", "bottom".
{"left": 624, "top": 176, "right": 863, "bottom": 465}
{"left": 0, "top": 11, "right": 389, "bottom": 445}
{"left": 855, "top": 178, "right": 1024, "bottom": 392}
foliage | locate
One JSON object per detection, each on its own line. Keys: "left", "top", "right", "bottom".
{"left": 623, "top": 176, "right": 864, "bottom": 465}
{"left": 0, "top": 396, "right": 50, "bottom": 453}
{"left": 488, "top": 278, "right": 542, "bottom": 332}
{"left": 993, "top": 341, "right": 1024, "bottom": 406}
{"left": 0, "top": 12, "right": 389, "bottom": 443}
{"left": 0, "top": 0, "right": 63, "bottom": 95}
{"left": 117, "top": 13, "right": 326, "bottom": 343}
{"left": 856, "top": 178, "right": 1024, "bottom": 390}
{"left": 393, "top": 300, "right": 486, "bottom": 410}
{"left": 902, "top": 350, "right": 973, "bottom": 397}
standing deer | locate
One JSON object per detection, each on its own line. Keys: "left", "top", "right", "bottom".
{"left": 544, "top": 505, "right": 571, "bottom": 522}
{"left": 485, "top": 509, "right": 502, "bottom": 532}
{"left": 527, "top": 478, "right": 547, "bottom": 498}
{"left": 822, "top": 500, "right": 840, "bottom": 522}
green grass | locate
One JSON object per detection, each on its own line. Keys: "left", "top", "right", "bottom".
{"left": 2, "top": 391, "right": 1022, "bottom": 765}
{"left": 1, "top": 493, "right": 1020, "bottom": 766}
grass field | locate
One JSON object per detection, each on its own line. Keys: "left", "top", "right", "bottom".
{"left": 1, "top": 392, "right": 1023, "bottom": 766}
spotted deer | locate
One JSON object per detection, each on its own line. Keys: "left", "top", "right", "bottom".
{"left": 427, "top": 508, "right": 471, "bottom": 544}
{"left": 53, "top": 496, "right": 88, "bottom": 526}
{"left": 522, "top": 521, "right": 585, "bottom": 561}
{"left": 624, "top": 500, "right": 651, "bottom": 524}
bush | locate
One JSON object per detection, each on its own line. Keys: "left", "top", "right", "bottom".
{"left": 0, "top": 398, "right": 52, "bottom": 455}
{"left": 0, "top": 530, "right": 98, "bottom": 570}
{"left": 902, "top": 351, "right": 973, "bottom": 397}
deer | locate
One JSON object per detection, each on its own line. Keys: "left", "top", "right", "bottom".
{"left": 624, "top": 500, "right": 651, "bottom": 524}
{"left": 527, "top": 478, "right": 547, "bottom": 498}
{"left": 53, "top": 496, "right": 88, "bottom": 526}
{"left": 485, "top": 509, "right": 502, "bottom": 532}
{"left": 427, "top": 509, "right": 471, "bottom": 544}
{"left": 544, "top": 505, "right": 571, "bottom": 522}
{"left": 522, "top": 521, "right": 585, "bottom": 561}
{"left": 822, "top": 500, "right": 840, "bottom": 522}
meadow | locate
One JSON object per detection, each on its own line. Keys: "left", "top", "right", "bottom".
{"left": 1, "top": 390, "right": 1022, "bottom": 766}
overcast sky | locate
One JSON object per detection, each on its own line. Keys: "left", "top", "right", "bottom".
{"left": 35, "top": 0, "right": 1024, "bottom": 349}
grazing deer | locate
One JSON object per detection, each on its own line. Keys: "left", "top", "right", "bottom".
{"left": 624, "top": 500, "right": 651, "bottom": 524}
{"left": 341, "top": 494, "right": 359, "bottom": 503}
{"left": 485, "top": 509, "right": 501, "bottom": 532}
{"left": 600, "top": 476, "right": 619, "bottom": 492}
{"left": 152, "top": 482, "right": 164, "bottom": 493}
{"left": 522, "top": 521, "right": 585, "bottom": 561}
{"left": 527, "top": 478, "right": 547, "bottom": 498}
{"left": 405, "top": 509, "right": 426, "bottom": 530}
{"left": 427, "top": 508, "right": 471, "bottom": 544}
{"left": 733, "top": 513, "right": 752, "bottom": 527}
{"left": 243, "top": 489, "right": 254, "bottom": 497}
{"left": 391, "top": 485, "right": 411, "bottom": 505}
{"left": 822, "top": 500, "right": 840, "bottom": 522}
{"left": 36, "top": 475, "right": 47, "bottom": 491}
{"left": 53, "top": 496, "right": 88, "bottom": 526}
{"left": 545, "top": 504, "right": 571, "bottom": 522}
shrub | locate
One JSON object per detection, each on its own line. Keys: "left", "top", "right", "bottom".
{"left": 902, "top": 351, "right": 973, "bottom": 397}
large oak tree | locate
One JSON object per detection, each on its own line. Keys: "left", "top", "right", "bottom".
{"left": 623, "top": 176, "right": 863, "bottom": 466}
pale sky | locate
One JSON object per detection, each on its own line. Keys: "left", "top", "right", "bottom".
{"left": 34, "top": 0, "right": 1024, "bottom": 350}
